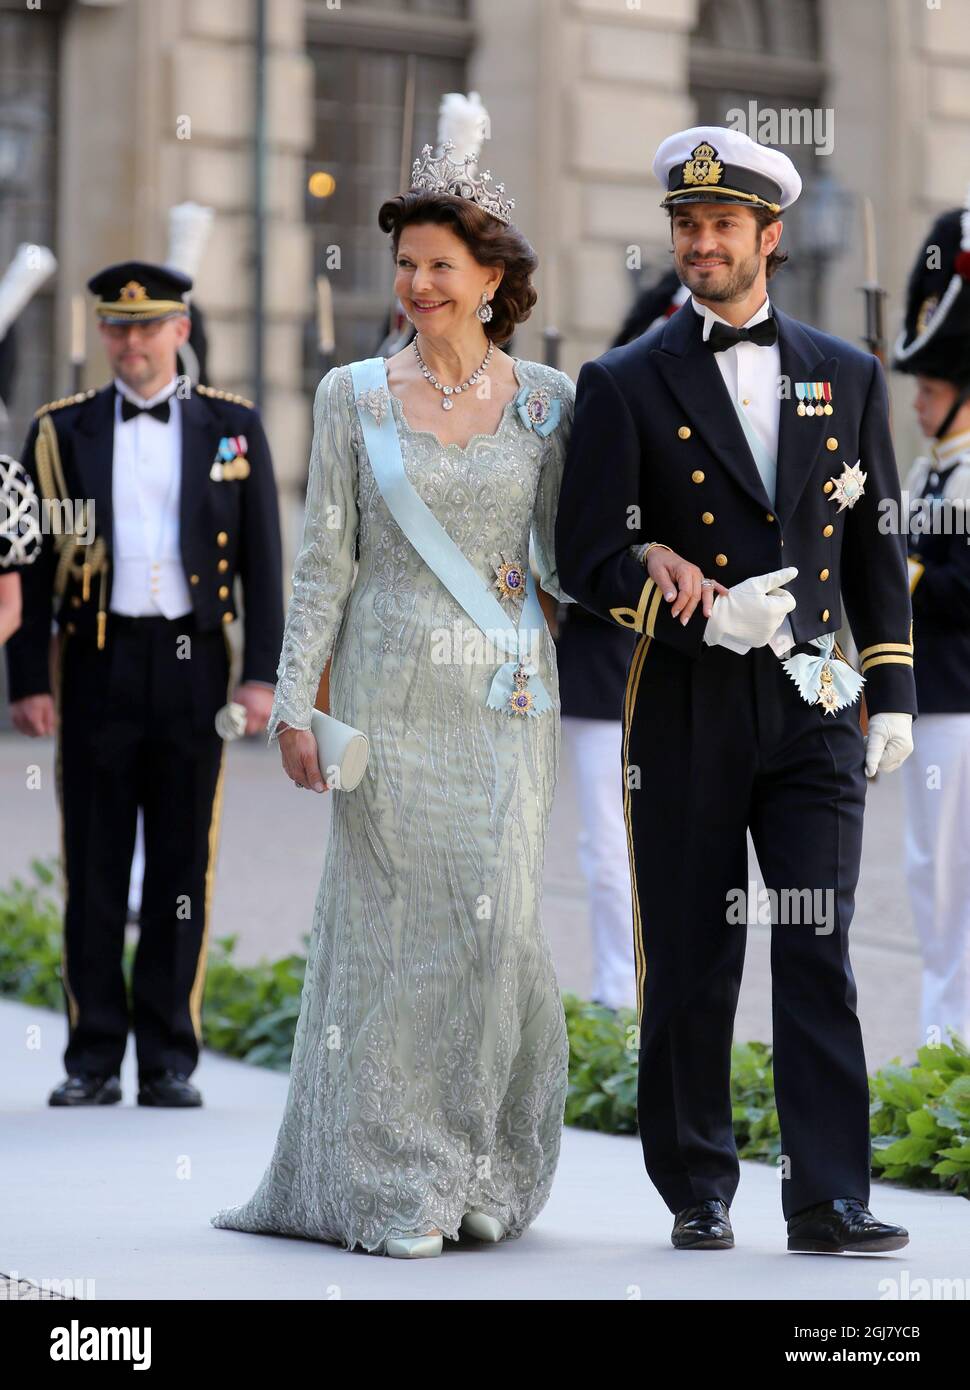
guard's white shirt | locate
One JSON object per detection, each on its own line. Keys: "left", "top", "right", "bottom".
{"left": 110, "top": 376, "right": 193, "bottom": 618}
{"left": 692, "top": 294, "right": 794, "bottom": 657}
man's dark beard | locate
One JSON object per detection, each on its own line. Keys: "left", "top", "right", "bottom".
{"left": 677, "top": 248, "right": 762, "bottom": 303}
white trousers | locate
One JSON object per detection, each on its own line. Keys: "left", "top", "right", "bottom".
{"left": 562, "top": 716, "right": 637, "bottom": 1010}
{"left": 901, "top": 713, "right": 970, "bottom": 1051}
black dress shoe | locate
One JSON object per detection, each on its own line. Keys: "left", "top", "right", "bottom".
{"left": 787, "top": 1198, "right": 909, "bottom": 1254}
{"left": 137, "top": 1069, "right": 202, "bottom": 1107}
{"left": 671, "top": 1198, "right": 734, "bottom": 1249}
{"left": 48, "top": 1074, "right": 121, "bottom": 1106}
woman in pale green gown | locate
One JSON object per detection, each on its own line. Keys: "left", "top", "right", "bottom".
{"left": 211, "top": 172, "right": 575, "bottom": 1257}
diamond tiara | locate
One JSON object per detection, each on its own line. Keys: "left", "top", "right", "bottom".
{"left": 409, "top": 140, "right": 515, "bottom": 226}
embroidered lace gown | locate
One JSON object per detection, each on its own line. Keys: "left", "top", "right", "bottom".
{"left": 210, "top": 358, "right": 576, "bottom": 1252}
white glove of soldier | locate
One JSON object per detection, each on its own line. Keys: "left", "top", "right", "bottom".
{"left": 703, "top": 567, "right": 799, "bottom": 654}
{"left": 864, "top": 712, "right": 913, "bottom": 778}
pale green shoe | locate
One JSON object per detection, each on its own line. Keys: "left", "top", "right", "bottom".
{"left": 383, "top": 1231, "right": 443, "bottom": 1258}
{"left": 460, "top": 1211, "right": 505, "bottom": 1242}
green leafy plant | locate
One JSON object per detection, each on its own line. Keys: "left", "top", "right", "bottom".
{"left": 2, "top": 861, "right": 967, "bottom": 1197}
{"left": 870, "top": 1037, "right": 970, "bottom": 1194}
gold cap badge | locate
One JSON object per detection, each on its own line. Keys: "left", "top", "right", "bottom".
{"left": 682, "top": 142, "right": 723, "bottom": 188}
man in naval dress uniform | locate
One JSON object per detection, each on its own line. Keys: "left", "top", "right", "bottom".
{"left": 556, "top": 127, "right": 916, "bottom": 1254}
{"left": 554, "top": 271, "right": 694, "bottom": 1012}
{"left": 6, "top": 262, "right": 283, "bottom": 1107}
{"left": 893, "top": 202, "right": 970, "bottom": 1055}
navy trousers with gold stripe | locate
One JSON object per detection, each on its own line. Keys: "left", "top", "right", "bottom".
{"left": 622, "top": 635, "right": 872, "bottom": 1221}
{"left": 54, "top": 611, "right": 229, "bottom": 1082}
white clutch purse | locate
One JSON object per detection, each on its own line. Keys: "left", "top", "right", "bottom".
{"left": 310, "top": 708, "right": 369, "bottom": 791}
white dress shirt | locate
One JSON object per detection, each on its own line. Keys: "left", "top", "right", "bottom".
{"left": 692, "top": 294, "right": 794, "bottom": 657}
{"left": 110, "top": 376, "right": 193, "bottom": 618}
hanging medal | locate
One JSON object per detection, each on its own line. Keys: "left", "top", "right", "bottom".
{"left": 508, "top": 661, "right": 535, "bottom": 716}
{"left": 815, "top": 661, "right": 840, "bottom": 714}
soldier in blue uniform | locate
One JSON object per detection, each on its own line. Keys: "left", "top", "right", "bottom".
{"left": 5, "top": 261, "right": 283, "bottom": 1107}
{"left": 556, "top": 126, "right": 916, "bottom": 1254}
{"left": 893, "top": 201, "right": 970, "bottom": 1054}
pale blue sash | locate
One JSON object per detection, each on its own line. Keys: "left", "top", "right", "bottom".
{"left": 727, "top": 391, "right": 777, "bottom": 508}
{"left": 349, "top": 357, "right": 552, "bottom": 717}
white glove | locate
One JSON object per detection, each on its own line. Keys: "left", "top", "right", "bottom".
{"left": 864, "top": 712, "right": 913, "bottom": 778}
{"left": 214, "top": 701, "right": 248, "bottom": 741}
{"left": 703, "top": 567, "right": 798, "bottom": 653}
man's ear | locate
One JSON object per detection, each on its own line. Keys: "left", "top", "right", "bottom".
{"left": 761, "top": 218, "right": 783, "bottom": 257}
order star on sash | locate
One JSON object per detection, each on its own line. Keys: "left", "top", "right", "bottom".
{"left": 827, "top": 460, "right": 867, "bottom": 512}
{"left": 492, "top": 553, "right": 526, "bottom": 602}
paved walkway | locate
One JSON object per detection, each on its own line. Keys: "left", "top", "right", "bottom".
{"left": 2, "top": 997, "right": 965, "bottom": 1301}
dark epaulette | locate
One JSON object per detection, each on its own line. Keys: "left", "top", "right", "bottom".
{"left": 33, "top": 388, "right": 97, "bottom": 418}
{"left": 197, "top": 384, "right": 255, "bottom": 409}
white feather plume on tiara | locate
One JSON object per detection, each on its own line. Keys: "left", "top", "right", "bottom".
{"left": 436, "top": 91, "right": 489, "bottom": 170}
{"left": 409, "top": 90, "right": 514, "bottom": 224}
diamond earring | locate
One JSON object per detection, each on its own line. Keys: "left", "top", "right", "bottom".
{"left": 476, "top": 292, "right": 493, "bottom": 324}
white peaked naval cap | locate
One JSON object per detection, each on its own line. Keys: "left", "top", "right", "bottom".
{"left": 653, "top": 125, "right": 802, "bottom": 214}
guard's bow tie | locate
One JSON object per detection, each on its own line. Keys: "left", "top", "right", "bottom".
{"left": 707, "top": 317, "right": 778, "bottom": 352}
{"left": 119, "top": 393, "right": 171, "bottom": 423}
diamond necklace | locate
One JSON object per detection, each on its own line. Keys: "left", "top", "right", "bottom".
{"left": 412, "top": 336, "right": 494, "bottom": 410}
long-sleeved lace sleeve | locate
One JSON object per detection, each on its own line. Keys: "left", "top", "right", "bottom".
{"left": 531, "top": 368, "right": 576, "bottom": 604}
{"left": 266, "top": 366, "right": 360, "bottom": 746}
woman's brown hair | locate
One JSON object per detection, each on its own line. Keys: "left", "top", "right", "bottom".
{"left": 377, "top": 190, "right": 538, "bottom": 346}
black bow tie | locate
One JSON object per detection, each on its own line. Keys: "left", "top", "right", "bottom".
{"left": 119, "top": 393, "right": 171, "bottom": 423}
{"left": 707, "top": 317, "right": 778, "bottom": 352}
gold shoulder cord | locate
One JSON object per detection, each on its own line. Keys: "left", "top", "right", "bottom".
{"left": 35, "top": 413, "right": 110, "bottom": 649}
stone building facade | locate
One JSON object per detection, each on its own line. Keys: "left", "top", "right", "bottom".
{"left": 2, "top": 0, "right": 968, "bottom": 579}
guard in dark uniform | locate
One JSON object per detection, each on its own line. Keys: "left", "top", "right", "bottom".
{"left": 555, "top": 597, "right": 639, "bottom": 1009}
{"left": 5, "top": 261, "right": 283, "bottom": 1107}
{"left": 556, "top": 126, "right": 916, "bottom": 1254}
{"left": 893, "top": 200, "right": 970, "bottom": 1052}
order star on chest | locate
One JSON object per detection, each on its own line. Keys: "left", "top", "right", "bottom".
{"left": 827, "top": 460, "right": 867, "bottom": 513}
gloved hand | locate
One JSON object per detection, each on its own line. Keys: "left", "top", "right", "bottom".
{"left": 703, "top": 567, "right": 798, "bottom": 653}
{"left": 864, "top": 712, "right": 913, "bottom": 778}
